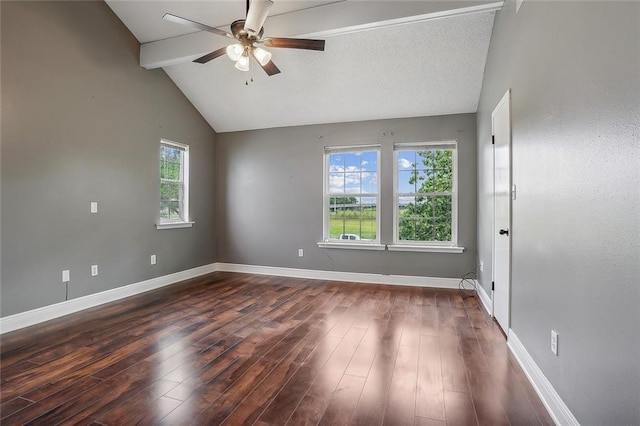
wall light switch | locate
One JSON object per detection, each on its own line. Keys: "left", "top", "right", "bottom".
{"left": 91, "top": 265, "right": 98, "bottom": 277}
{"left": 90, "top": 202, "right": 98, "bottom": 213}
{"left": 479, "top": 260, "right": 484, "bottom": 272}
{"left": 62, "top": 270, "right": 70, "bottom": 283}
{"left": 150, "top": 255, "right": 157, "bottom": 265}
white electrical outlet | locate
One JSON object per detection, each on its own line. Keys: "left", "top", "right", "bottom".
{"left": 479, "top": 260, "right": 484, "bottom": 272}
{"left": 150, "top": 254, "right": 157, "bottom": 265}
{"left": 91, "top": 265, "right": 98, "bottom": 277}
{"left": 90, "top": 202, "right": 98, "bottom": 213}
{"left": 62, "top": 270, "right": 70, "bottom": 283}
{"left": 551, "top": 330, "right": 558, "bottom": 356}
{"left": 298, "top": 249, "right": 304, "bottom": 257}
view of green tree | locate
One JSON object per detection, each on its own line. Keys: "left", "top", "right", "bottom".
{"left": 160, "top": 145, "right": 183, "bottom": 220}
{"left": 160, "top": 147, "right": 181, "bottom": 181}
{"left": 398, "top": 149, "right": 453, "bottom": 242}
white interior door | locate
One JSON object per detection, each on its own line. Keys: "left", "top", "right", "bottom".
{"left": 492, "top": 90, "right": 512, "bottom": 335}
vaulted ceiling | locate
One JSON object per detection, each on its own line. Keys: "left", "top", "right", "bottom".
{"left": 106, "top": 1, "right": 501, "bottom": 133}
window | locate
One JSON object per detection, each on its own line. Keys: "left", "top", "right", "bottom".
{"left": 158, "top": 140, "right": 192, "bottom": 229}
{"left": 393, "top": 142, "right": 458, "bottom": 247}
{"left": 319, "top": 146, "right": 383, "bottom": 249}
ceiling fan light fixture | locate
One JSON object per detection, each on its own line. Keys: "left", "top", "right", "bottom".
{"left": 226, "top": 44, "right": 244, "bottom": 61}
{"left": 252, "top": 47, "right": 272, "bottom": 66}
{"left": 235, "top": 55, "right": 250, "bottom": 72}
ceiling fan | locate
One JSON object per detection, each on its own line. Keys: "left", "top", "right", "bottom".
{"left": 163, "top": 0, "right": 325, "bottom": 77}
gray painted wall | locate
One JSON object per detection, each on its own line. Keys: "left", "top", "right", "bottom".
{"left": 477, "top": 1, "right": 639, "bottom": 423}
{"left": 1, "top": 1, "right": 217, "bottom": 317}
{"left": 216, "top": 114, "right": 477, "bottom": 278}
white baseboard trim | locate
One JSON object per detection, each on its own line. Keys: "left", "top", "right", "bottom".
{"left": 476, "top": 280, "right": 493, "bottom": 316}
{"left": 0, "top": 262, "right": 466, "bottom": 335}
{"left": 0, "top": 263, "right": 217, "bottom": 335}
{"left": 508, "top": 329, "right": 579, "bottom": 426}
{"left": 215, "top": 263, "right": 462, "bottom": 289}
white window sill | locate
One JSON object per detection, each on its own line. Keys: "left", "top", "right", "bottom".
{"left": 387, "top": 244, "right": 465, "bottom": 254}
{"left": 156, "top": 221, "right": 195, "bottom": 230}
{"left": 317, "top": 242, "right": 386, "bottom": 251}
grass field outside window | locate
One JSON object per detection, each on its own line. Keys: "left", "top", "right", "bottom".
{"left": 324, "top": 146, "right": 380, "bottom": 243}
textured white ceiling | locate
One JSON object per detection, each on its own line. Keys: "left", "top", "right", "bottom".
{"left": 106, "top": 1, "right": 496, "bottom": 133}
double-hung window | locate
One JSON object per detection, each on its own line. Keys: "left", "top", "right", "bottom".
{"left": 319, "top": 145, "right": 383, "bottom": 249}
{"left": 158, "top": 139, "right": 192, "bottom": 229}
{"left": 392, "top": 142, "right": 461, "bottom": 251}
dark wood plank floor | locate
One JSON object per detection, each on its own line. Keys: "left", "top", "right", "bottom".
{"left": 0, "top": 272, "right": 554, "bottom": 425}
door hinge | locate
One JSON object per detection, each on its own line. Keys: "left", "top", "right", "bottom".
{"left": 492, "top": 281, "right": 495, "bottom": 291}
{"left": 492, "top": 135, "right": 495, "bottom": 145}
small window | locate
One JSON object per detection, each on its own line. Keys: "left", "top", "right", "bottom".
{"left": 323, "top": 146, "right": 380, "bottom": 245}
{"left": 159, "top": 140, "right": 190, "bottom": 226}
{"left": 394, "top": 142, "right": 457, "bottom": 245}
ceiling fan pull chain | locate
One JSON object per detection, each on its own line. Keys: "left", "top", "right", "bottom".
{"left": 245, "top": 46, "right": 252, "bottom": 86}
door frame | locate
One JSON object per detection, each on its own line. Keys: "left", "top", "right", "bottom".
{"left": 491, "top": 89, "right": 512, "bottom": 333}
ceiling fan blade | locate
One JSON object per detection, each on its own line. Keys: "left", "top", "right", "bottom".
{"left": 244, "top": 0, "right": 274, "bottom": 36}
{"left": 258, "top": 60, "right": 281, "bottom": 76}
{"left": 193, "top": 47, "right": 228, "bottom": 64}
{"left": 263, "top": 37, "right": 325, "bottom": 51}
{"left": 163, "top": 13, "right": 235, "bottom": 40}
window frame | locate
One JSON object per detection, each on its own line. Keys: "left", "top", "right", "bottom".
{"left": 391, "top": 141, "right": 460, "bottom": 250}
{"left": 318, "top": 144, "right": 384, "bottom": 250}
{"left": 157, "top": 139, "right": 193, "bottom": 230}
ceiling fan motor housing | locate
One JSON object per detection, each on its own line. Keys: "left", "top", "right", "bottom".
{"left": 231, "top": 19, "right": 264, "bottom": 41}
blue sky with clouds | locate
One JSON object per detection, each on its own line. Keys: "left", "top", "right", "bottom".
{"left": 329, "top": 151, "right": 378, "bottom": 196}
{"left": 328, "top": 149, "right": 450, "bottom": 208}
